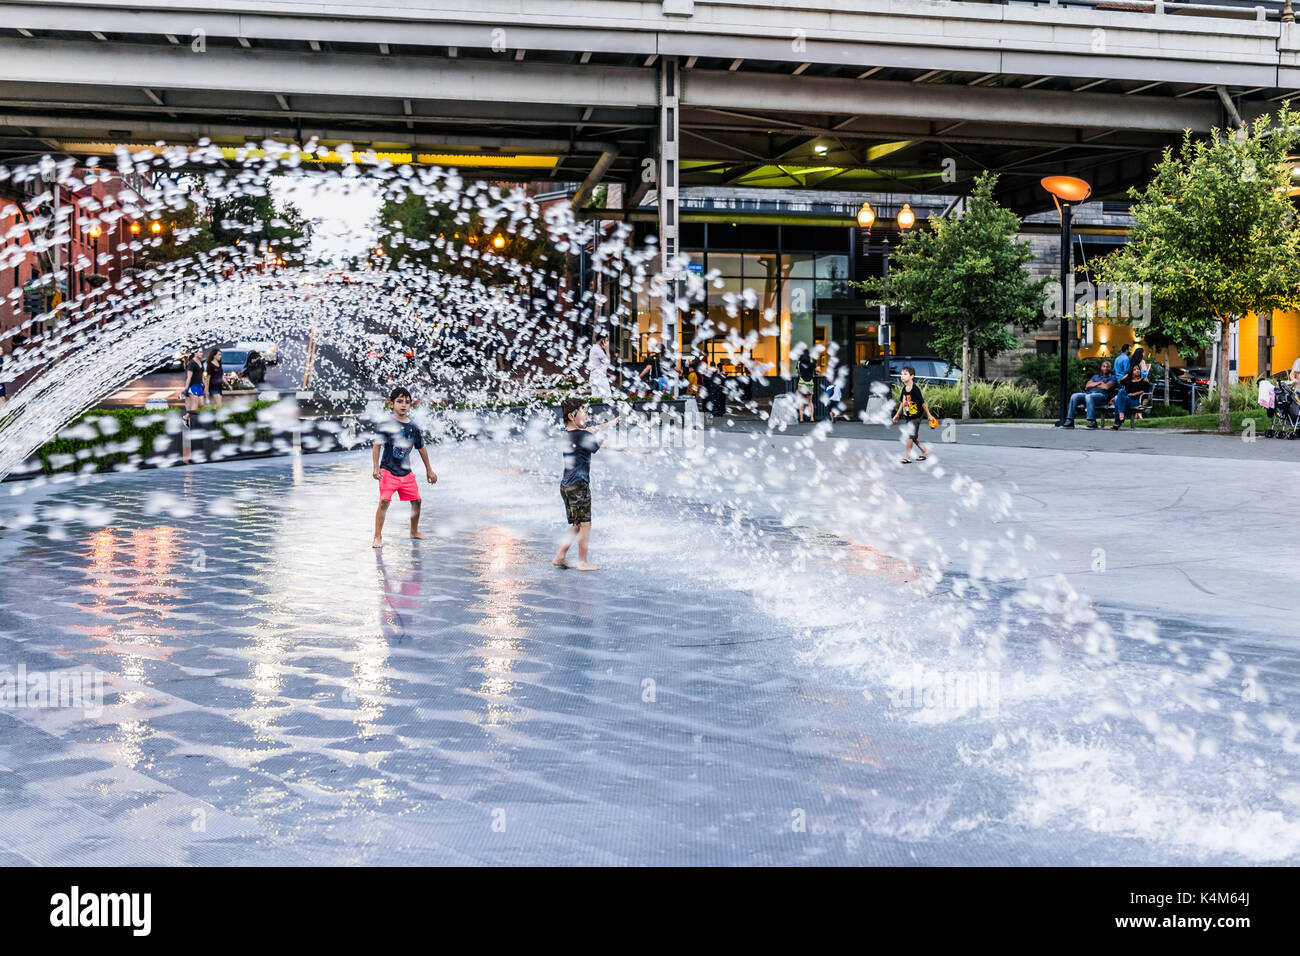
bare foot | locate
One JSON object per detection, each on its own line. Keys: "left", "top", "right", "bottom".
{"left": 410, "top": 531, "right": 426, "bottom": 539}
{"left": 572, "top": 562, "right": 600, "bottom": 571}
{"left": 372, "top": 537, "right": 383, "bottom": 549}
{"left": 552, "top": 557, "right": 571, "bottom": 568}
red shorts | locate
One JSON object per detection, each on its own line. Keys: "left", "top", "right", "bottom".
{"left": 379, "top": 468, "right": 420, "bottom": 501}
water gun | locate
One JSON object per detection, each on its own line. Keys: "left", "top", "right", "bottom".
{"left": 928, "top": 414, "right": 938, "bottom": 429}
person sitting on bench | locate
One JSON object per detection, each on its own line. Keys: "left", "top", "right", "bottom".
{"left": 1113, "top": 347, "right": 1151, "bottom": 428}
{"left": 1065, "top": 361, "right": 1117, "bottom": 429}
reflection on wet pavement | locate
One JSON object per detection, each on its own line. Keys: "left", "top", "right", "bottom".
{"left": 0, "top": 446, "right": 1296, "bottom": 866}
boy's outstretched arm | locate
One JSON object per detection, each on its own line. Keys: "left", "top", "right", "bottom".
{"left": 372, "top": 442, "right": 382, "bottom": 480}
{"left": 418, "top": 446, "right": 437, "bottom": 483}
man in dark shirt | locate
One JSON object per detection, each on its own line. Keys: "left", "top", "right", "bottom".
{"left": 637, "top": 347, "right": 663, "bottom": 394}
{"left": 553, "top": 395, "right": 619, "bottom": 571}
{"left": 372, "top": 386, "right": 437, "bottom": 548}
{"left": 1065, "top": 361, "right": 1117, "bottom": 429}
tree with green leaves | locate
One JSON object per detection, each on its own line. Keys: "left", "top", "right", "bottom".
{"left": 1096, "top": 106, "right": 1300, "bottom": 433}
{"left": 134, "top": 176, "right": 309, "bottom": 267}
{"left": 374, "top": 190, "right": 560, "bottom": 281}
{"left": 132, "top": 176, "right": 216, "bottom": 266}
{"left": 209, "top": 190, "right": 311, "bottom": 265}
{"left": 856, "top": 171, "right": 1049, "bottom": 421}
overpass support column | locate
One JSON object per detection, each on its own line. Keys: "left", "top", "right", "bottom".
{"left": 658, "top": 57, "right": 682, "bottom": 375}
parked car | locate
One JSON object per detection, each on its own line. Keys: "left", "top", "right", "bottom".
{"left": 1148, "top": 365, "right": 1210, "bottom": 410}
{"left": 215, "top": 349, "right": 251, "bottom": 374}
{"left": 864, "top": 355, "right": 963, "bottom": 387}
{"left": 234, "top": 339, "right": 279, "bottom": 364}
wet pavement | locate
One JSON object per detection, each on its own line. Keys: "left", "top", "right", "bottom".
{"left": 0, "top": 433, "right": 1296, "bottom": 866}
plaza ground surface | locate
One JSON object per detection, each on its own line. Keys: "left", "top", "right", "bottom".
{"left": 0, "top": 425, "right": 1296, "bottom": 866}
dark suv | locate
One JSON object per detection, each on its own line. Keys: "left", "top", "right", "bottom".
{"left": 864, "top": 356, "right": 962, "bottom": 386}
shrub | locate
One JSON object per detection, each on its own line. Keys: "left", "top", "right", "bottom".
{"left": 34, "top": 401, "right": 273, "bottom": 475}
{"left": 1202, "top": 380, "right": 1259, "bottom": 414}
{"left": 919, "top": 381, "right": 1046, "bottom": 419}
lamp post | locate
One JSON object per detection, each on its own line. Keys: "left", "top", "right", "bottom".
{"left": 858, "top": 202, "right": 914, "bottom": 353}
{"left": 1041, "top": 175, "right": 1091, "bottom": 426}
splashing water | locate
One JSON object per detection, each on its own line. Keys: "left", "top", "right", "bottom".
{"left": 1, "top": 143, "right": 1297, "bottom": 863}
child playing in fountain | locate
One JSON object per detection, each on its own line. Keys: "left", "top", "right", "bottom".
{"left": 891, "top": 365, "right": 934, "bottom": 464}
{"left": 553, "top": 395, "right": 619, "bottom": 571}
{"left": 372, "top": 387, "right": 437, "bottom": 548}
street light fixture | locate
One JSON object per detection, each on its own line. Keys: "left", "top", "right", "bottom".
{"left": 897, "top": 202, "right": 916, "bottom": 231}
{"left": 1041, "top": 174, "right": 1092, "bottom": 426}
{"left": 129, "top": 221, "right": 140, "bottom": 234}
{"left": 150, "top": 220, "right": 162, "bottom": 234}
{"left": 856, "top": 201, "right": 875, "bottom": 229}
{"left": 492, "top": 234, "right": 506, "bottom": 249}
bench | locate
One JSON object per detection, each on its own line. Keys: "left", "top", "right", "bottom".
{"left": 1069, "top": 390, "right": 1152, "bottom": 429}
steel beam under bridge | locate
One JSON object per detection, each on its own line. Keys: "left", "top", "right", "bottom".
{"left": 0, "top": 39, "right": 1218, "bottom": 135}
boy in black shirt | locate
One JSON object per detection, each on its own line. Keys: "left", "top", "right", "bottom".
{"left": 372, "top": 387, "right": 437, "bottom": 548}
{"left": 891, "top": 365, "right": 934, "bottom": 463}
{"left": 553, "top": 396, "right": 619, "bottom": 571}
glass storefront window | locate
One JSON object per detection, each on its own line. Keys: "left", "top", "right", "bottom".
{"left": 743, "top": 253, "right": 779, "bottom": 280}
{"left": 814, "top": 254, "right": 848, "bottom": 279}
{"left": 815, "top": 254, "right": 850, "bottom": 298}
{"left": 707, "top": 252, "right": 743, "bottom": 277}
{"left": 781, "top": 277, "right": 815, "bottom": 377}
{"left": 783, "top": 253, "right": 815, "bottom": 280}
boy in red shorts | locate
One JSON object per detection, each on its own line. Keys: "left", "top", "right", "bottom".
{"left": 372, "top": 387, "right": 437, "bottom": 548}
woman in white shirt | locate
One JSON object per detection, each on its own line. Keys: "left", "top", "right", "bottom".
{"left": 588, "top": 332, "right": 612, "bottom": 399}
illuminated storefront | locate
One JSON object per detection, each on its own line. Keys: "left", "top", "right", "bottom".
{"left": 627, "top": 192, "right": 950, "bottom": 384}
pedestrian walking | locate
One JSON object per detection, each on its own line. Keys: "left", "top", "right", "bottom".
{"left": 180, "top": 349, "right": 204, "bottom": 426}
{"left": 797, "top": 351, "right": 817, "bottom": 422}
{"left": 892, "top": 365, "right": 934, "bottom": 463}
{"left": 588, "top": 331, "right": 612, "bottom": 399}
{"left": 244, "top": 349, "right": 268, "bottom": 385}
{"left": 637, "top": 344, "right": 663, "bottom": 395}
{"left": 204, "top": 347, "right": 224, "bottom": 408}
{"left": 824, "top": 380, "right": 844, "bottom": 423}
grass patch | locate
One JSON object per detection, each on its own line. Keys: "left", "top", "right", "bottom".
{"left": 1135, "top": 409, "right": 1277, "bottom": 432}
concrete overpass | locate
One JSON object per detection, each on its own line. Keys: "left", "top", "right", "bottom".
{"left": 2, "top": 0, "right": 1299, "bottom": 255}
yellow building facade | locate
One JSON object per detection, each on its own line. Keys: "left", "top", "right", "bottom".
{"left": 1080, "top": 310, "right": 1300, "bottom": 378}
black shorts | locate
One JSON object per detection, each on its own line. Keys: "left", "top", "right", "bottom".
{"left": 561, "top": 481, "right": 592, "bottom": 525}
{"left": 902, "top": 419, "right": 923, "bottom": 440}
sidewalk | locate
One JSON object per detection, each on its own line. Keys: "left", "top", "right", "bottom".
{"left": 718, "top": 417, "right": 1299, "bottom": 462}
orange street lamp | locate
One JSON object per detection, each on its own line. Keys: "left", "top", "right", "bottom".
{"left": 129, "top": 221, "right": 140, "bottom": 234}
{"left": 856, "top": 201, "right": 875, "bottom": 229}
{"left": 897, "top": 202, "right": 916, "bottom": 230}
{"left": 492, "top": 234, "right": 506, "bottom": 249}
{"left": 1041, "top": 175, "right": 1092, "bottom": 207}
{"left": 150, "top": 220, "right": 162, "bottom": 234}
{"left": 1041, "top": 175, "right": 1092, "bottom": 426}
{"left": 89, "top": 224, "right": 102, "bottom": 238}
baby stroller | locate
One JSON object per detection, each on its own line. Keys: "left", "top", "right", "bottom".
{"left": 1263, "top": 377, "right": 1300, "bottom": 438}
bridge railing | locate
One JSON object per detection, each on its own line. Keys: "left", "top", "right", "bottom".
{"left": 997, "top": 0, "right": 1288, "bottom": 22}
